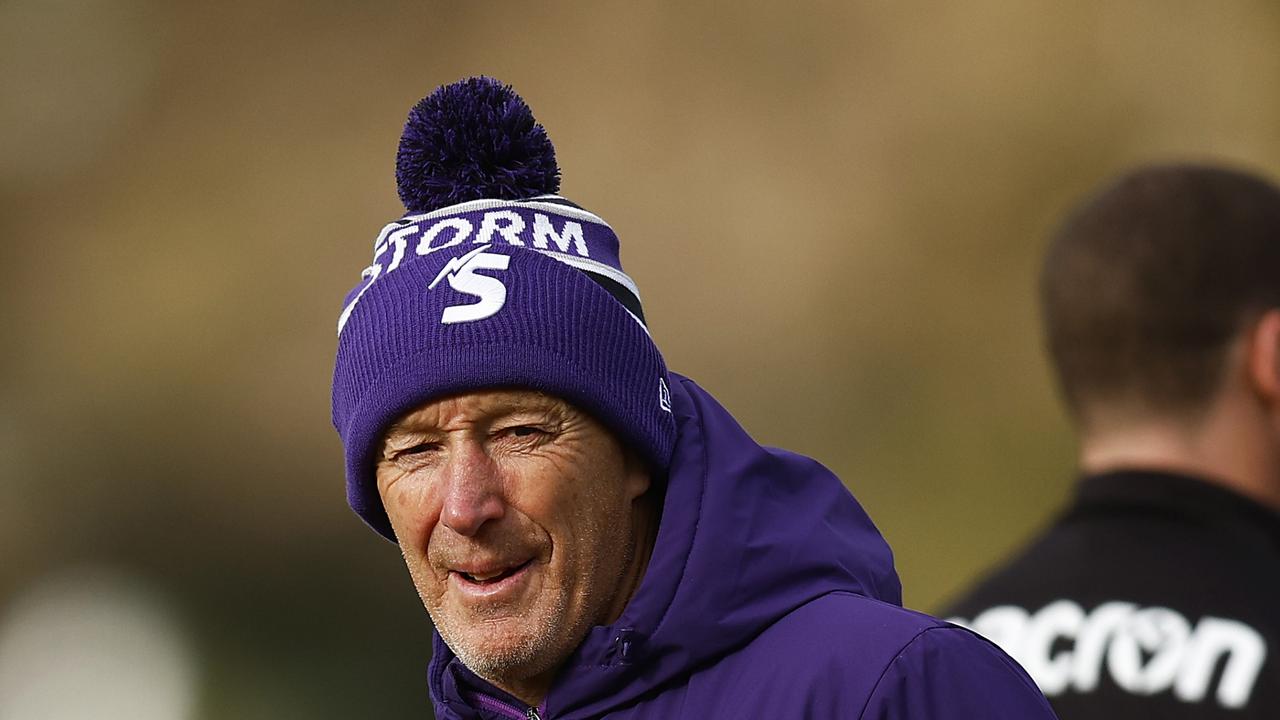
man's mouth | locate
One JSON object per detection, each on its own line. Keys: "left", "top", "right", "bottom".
{"left": 455, "top": 560, "right": 533, "bottom": 586}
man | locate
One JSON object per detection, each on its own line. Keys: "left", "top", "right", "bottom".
{"left": 943, "top": 164, "right": 1280, "bottom": 718}
{"left": 332, "top": 77, "right": 1056, "bottom": 719}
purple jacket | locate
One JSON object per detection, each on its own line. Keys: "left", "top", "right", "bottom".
{"left": 428, "top": 375, "right": 1057, "bottom": 719}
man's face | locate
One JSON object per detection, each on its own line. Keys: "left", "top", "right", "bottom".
{"left": 376, "top": 389, "right": 651, "bottom": 689}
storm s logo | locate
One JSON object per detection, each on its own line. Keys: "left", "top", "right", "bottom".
{"left": 336, "top": 208, "right": 590, "bottom": 335}
{"left": 428, "top": 244, "right": 510, "bottom": 324}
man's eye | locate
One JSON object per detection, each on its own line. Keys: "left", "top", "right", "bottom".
{"left": 501, "top": 425, "right": 546, "bottom": 440}
{"left": 396, "top": 442, "right": 440, "bottom": 457}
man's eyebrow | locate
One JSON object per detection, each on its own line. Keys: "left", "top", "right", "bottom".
{"left": 386, "top": 394, "right": 566, "bottom": 432}
{"left": 384, "top": 419, "right": 426, "bottom": 436}
{"left": 495, "top": 399, "right": 565, "bottom": 418}
{"left": 383, "top": 425, "right": 425, "bottom": 440}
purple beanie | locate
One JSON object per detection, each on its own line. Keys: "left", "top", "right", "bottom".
{"left": 331, "top": 78, "right": 676, "bottom": 541}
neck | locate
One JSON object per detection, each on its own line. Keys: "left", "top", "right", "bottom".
{"left": 1079, "top": 400, "right": 1280, "bottom": 512}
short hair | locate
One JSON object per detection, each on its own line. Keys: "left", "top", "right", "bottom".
{"left": 1041, "top": 163, "right": 1280, "bottom": 425}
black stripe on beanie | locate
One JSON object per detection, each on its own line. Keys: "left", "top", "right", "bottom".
{"left": 518, "top": 195, "right": 583, "bottom": 210}
{"left": 579, "top": 269, "right": 646, "bottom": 325}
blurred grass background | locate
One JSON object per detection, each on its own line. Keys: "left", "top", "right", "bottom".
{"left": 3, "top": 1, "right": 1279, "bottom": 716}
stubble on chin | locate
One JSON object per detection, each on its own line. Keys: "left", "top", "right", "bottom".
{"left": 434, "top": 585, "right": 570, "bottom": 685}
{"left": 422, "top": 536, "right": 630, "bottom": 691}
{"left": 398, "top": 537, "right": 561, "bottom": 681}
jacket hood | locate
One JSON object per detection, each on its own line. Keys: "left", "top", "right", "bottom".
{"left": 429, "top": 373, "right": 901, "bottom": 718}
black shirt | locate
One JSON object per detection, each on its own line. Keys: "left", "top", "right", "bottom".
{"left": 941, "top": 470, "right": 1280, "bottom": 719}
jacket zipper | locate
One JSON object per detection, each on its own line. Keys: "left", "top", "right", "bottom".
{"left": 468, "top": 691, "right": 541, "bottom": 720}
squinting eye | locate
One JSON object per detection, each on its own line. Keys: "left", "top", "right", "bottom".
{"left": 497, "top": 425, "right": 554, "bottom": 443}
{"left": 396, "top": 442, "right": 440, "bottom": 457}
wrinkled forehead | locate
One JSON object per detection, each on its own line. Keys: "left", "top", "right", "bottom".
{"left": 384, "top": 387, "right": 573, "bottom": 435}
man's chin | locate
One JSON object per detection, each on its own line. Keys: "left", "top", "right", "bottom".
{"left": 443, "top": 621, "right": 556, "bottom": 681}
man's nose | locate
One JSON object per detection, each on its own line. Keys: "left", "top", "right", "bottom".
{"left": 438, "top": 441, "right": 505, "bottom": 536}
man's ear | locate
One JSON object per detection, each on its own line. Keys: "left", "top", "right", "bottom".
{"left": 623, "top": 450, "right": 653, "bottom": 503}
{"left": 1246, "top": 309, "right": 1280, "bottom": 404}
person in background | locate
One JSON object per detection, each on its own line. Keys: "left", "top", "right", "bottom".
{"left": 330, "top": 76, "right": 1057, "bottom": 719}
{"left": 943, "top": 163, "right": 1280, "bottom": 719}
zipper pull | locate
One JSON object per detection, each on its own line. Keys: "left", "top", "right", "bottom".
{"left": 525, "top": 707, "right": 542, "bottom": 720}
